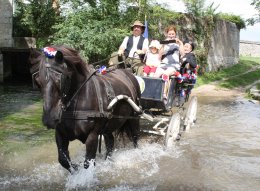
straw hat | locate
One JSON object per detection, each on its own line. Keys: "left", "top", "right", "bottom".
{"left": 149, "top": 40, "right": 160, "bottom": 50}
{"left": 131, "top": 20, "right": 145, "bottom": 30}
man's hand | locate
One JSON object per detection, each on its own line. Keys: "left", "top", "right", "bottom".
{"left": 118, "top": 49, "right": 124, "bottom": 56}
{"left": 136, "top": 49, "right": 144, "bottom": 55}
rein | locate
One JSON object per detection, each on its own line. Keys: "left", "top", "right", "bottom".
{"left": 89, "top": 53, "right": 118, "bottom": 66}
{"left": 63, "top": 68, "right": 97, "bottom": 110}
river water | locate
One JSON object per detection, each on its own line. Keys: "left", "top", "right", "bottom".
{"left": 0, "top": 84, "right": 260, "bottom": 191}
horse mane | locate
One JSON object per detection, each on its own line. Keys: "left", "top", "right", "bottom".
{"left": 53, "top": 45, "right": 90, "bottom": 76}
{"left": 29, "top": 45, "right": 90, "bottom": 77}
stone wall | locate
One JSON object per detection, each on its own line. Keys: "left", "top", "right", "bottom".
{"left": 207, "top": 20, "right": 240, "bottom": 71}
{"left": 173, "top": 15, "right": 240, "bottom": 72}
{"left": 239, "top": 40, "right": 260, "bottom": 57}
{"left": 0, "top": 0, "right": 13, "bottom": 47}
{"left": 13, "top": 37, "right": 36, "bottom": 49}
{"left": 0, "top": 0, "right": 13, "bottom": 83}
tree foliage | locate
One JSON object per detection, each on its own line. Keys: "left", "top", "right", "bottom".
{"left": 13, "top": 0, "right": 59, "bottom": 47}
{"left": 13, "top": 0, "right": 32, "bottom": 37}
{"left": 247, "top": 0, "right": 260, "bottom": 25}
{"left": 52, "top": 6, "right": 127, "bottom": 62}
{"left": 219, "top": 13, "right": 246, "bottom": 29}
{"left": 183, "top": 0, "right": 206, "bottom": 17}
{"left": 16, "top": 0, "right": 58, "bottom": 38}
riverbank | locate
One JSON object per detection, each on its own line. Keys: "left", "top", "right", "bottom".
{"left": 194, "top": 56, "right": 260, "bottom": 101}
{"left": 192, "top": 84, "right": 246, "bottom": 98}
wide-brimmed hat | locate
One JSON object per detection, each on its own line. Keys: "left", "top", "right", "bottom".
{"left": 149, "top": 40, "right": 161, "bottom": 50}
{"left": 131, "top": 20, "right": 145, "bottom": 30}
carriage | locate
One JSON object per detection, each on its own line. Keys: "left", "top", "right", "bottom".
{"left": 30, "top": 45, "right": 198, "bottom": 173}
{"left": 135, "top": 75, "right": 198, "bottom": 147}
{"left": 107, "top": 50, "right": 198, "bottom": 147}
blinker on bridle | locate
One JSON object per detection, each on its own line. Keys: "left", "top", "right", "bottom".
{"left": 42, "top": 47, "right": 72, "bottom": 104}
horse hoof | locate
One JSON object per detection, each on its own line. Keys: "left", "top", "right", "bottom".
{"left": 84, "top": 162, "right": 89, "bottom": 169}
{"left": 69, "top": 163, "right": 79, "bottom": 174}
{"left": 84, "top": 160, "right": 96, "bottom": 169}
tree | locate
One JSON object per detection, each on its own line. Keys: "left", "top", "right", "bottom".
{"left": 182, "top": 0, "right": 206, "bottom": 17}
{"left": 13, "top": 0, "right": 59, "bottom": 47}
{"left": 13, "top": 0, "right": 32, "bottom": 37}
{"left": 247, "top": 0, "right": 260, "bottom": 25}
{"left": 52, "top": 1, "right": 126, "bottom": 63}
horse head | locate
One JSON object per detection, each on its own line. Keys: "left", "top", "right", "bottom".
{"left": 30, "top": 46, "right": 73, "bottom": 129}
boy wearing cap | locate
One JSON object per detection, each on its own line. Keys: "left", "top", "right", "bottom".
{"left": 117, "top": 20, "right": 149, "bottom": 75}
{"left": 143, "top": 40, "right": 161, "bottom": 77}
{"left": 180, "top": 40, "right": 198, "bottom": 97}
{"left": 180, "top": 40, "right": 197, "bottom": 75}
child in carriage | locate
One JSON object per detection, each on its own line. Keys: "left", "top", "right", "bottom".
{"left": 181, "top": 40, "right": 197, "bottom": 75}
{"left": 180, "top": 40, "right": 197, "bottom": 83}
{"left": 179, "top": 40, "right": 198, "bottom": 95}
{"left": 143, "top": 40, "right": 161, "bottom": 77}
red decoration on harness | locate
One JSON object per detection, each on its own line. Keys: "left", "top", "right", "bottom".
{"left": 98, "top": 66, "right": 107, "bottom": 75}
{"left": 43, "top": 47, "right": 57, "bottom": 58}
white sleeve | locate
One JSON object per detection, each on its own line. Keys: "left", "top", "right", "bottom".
{"left": 143, "top": 38, "right": 149, "bottom": 50}
{"left": 119, "top": 36, "right": 129, "bottom": 49}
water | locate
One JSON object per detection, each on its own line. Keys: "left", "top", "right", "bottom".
{"left": 0, "top": 85, "right": 260, "bottom": 191}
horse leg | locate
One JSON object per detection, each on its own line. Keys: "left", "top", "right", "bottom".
{"left": 84, "top": 130, "right": 98, "bottom": 169}
{"left": 127, "top": 118, "right": 140, "bottom": 148}
{"left": 103, "top": 133, "right": 114, "bottom": 159}
{"left": 55, "top": 130, "right": 77, "bottom": 173}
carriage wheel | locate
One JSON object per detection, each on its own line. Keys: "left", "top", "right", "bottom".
{"left": 184, "top": 96, "right": 198, "bottom": 131}
{"left": 164, "top": 113, "right": 181, "bottom": 148}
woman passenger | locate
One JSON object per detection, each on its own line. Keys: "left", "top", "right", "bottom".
{"left": 154, "top": 25, "right": 184, "bottom": 81}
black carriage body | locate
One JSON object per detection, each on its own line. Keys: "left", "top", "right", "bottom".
{"left": 140, "top": 77, "right": 178, "bottom": 111}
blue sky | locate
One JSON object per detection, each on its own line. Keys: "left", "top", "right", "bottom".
{"left": 158, "top": 0, "right": 260, "bottom": 42}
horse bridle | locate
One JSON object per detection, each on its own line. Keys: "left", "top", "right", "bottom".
{"left": 44, "top": 62, "right": 71, "bottom": 97}
{"left": 32, "top": 58, "right": 72, "bottom": 108}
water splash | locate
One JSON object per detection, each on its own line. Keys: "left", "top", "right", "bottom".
{"left": 0, "top": 163, "right": 65, "bottom": 190}
{"left": 62, "top": 142, "right": 182, "bottom": 190}
{"left": 65, "top": 160, "right": 99, "bottom": 190}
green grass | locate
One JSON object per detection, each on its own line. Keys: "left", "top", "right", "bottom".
{"left": 197, "top": 56, "right": 260, "bottom": 88}
{"left": 0, "top": 100, "right": 54, "bottom": 154}
{"left": 257, "top": 83, "right": 260, "bottom": 90}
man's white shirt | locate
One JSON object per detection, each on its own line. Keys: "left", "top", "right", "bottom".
{"left": 120, "top": 36, "right": 149, "bottom": 58}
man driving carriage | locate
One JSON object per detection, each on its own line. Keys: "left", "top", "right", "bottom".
{"left": 116, "top": 20, "right": 149, "bottom": 76}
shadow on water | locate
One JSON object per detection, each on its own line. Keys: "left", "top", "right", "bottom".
{"left": 0, "top": 85, "right": 260, "bottom": 191}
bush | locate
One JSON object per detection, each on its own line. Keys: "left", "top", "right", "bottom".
{"left": 218, "top": 13, "right": 246, "bottom": 29}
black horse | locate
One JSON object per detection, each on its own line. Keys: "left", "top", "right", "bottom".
{"left": 29, "top": 46, "right": 141, "bottom": 173}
